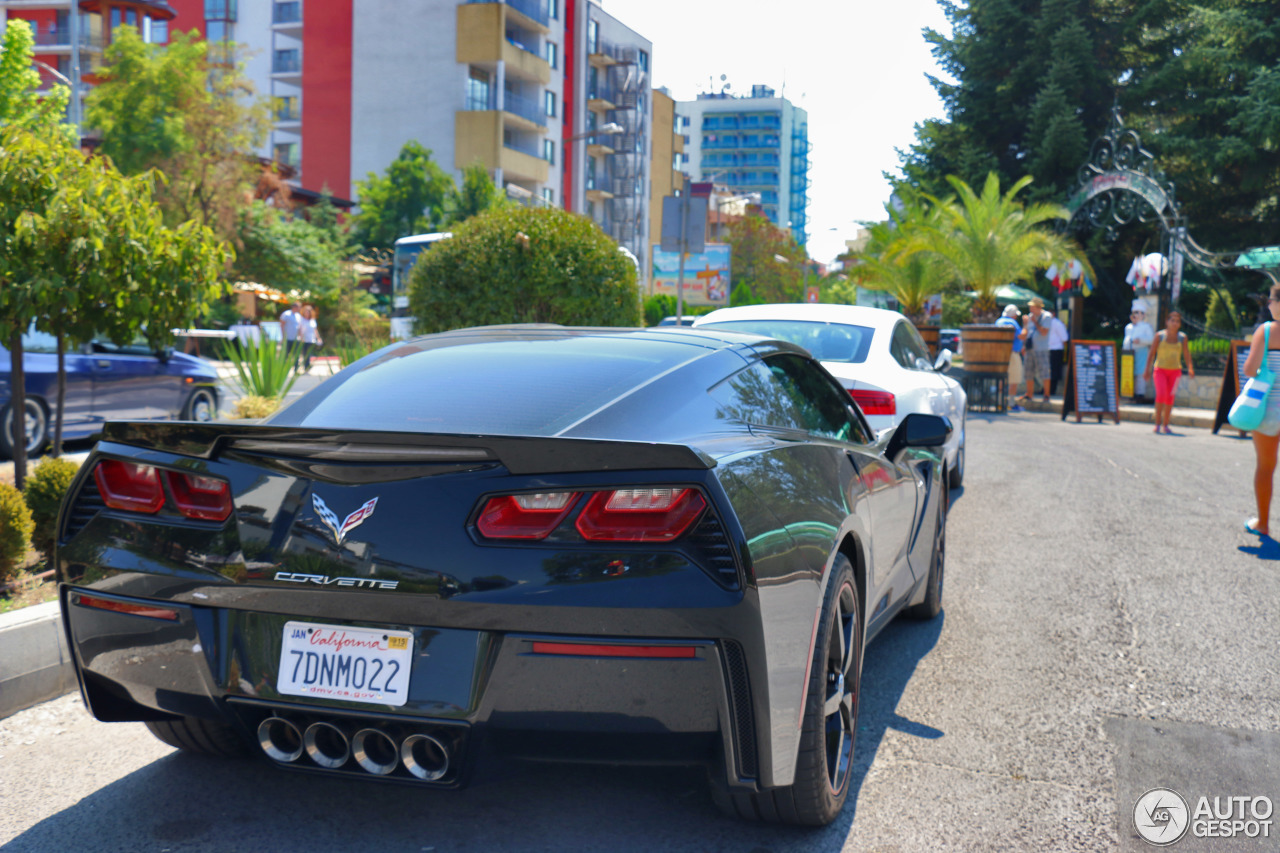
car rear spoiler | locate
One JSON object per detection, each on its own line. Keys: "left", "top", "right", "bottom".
{"left": 98, "top": 421, "right": 715, "bottom": 475}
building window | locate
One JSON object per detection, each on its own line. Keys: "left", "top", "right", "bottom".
{"left": 543, "top": 187, "right": 555, "bottom": 204}
{"left": 587, "top": 20, "right": 598, "bottom": 54}
{"left": 273, "top": 49, "right": 300, "bottom": 73}
{"left": 543, "top": 139, "right": 555, "bottom": 164}
{"left": 545, "top": 41, "right": 557, "bottom": 69}
{"left": 544, "top": 90, "right": 556, "bottom": 118}
{"left": 273, "top": 142, "right": 299, "bottom": 169}
{"left": 546, "top": 0, "right": 558, "bottom": 20}
{"left": 467, "top": 67, "right": 491, "bottom": 111}
{"left": 638, "top": 50, "right": 649, "bottom": 73}
{"left": 275, "top": 95, "right": 299, "bottom": 121}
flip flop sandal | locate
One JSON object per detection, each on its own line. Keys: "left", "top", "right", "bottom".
{"left": 1246, "top": 519, "right": 1267, "bottom": 536}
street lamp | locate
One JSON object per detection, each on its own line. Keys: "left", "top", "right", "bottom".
{"left": 32, "top": 59, "right": 81, "bottom": 131}
{"left": 565, "top": 121, "right": 624, "bottom": 144}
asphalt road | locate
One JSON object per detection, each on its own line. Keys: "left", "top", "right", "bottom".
{"left": 2, "top": 412, "right": 1277, "bottom": 852}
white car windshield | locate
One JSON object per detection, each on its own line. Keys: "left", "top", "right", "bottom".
{"left": 697, "top": 319, "right": 875, "bottom": 364}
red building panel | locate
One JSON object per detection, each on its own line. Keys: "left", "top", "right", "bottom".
{"left": 301, "top": 1, "right": 352, "bottom": 200}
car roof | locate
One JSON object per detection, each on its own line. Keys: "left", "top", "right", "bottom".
{"left": 693, "top": 303, "right": 907, "bottom": 332}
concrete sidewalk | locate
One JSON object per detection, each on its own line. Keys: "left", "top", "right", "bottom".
{"left": 1014, "top": 394, "right": 1221, "bottom": 431}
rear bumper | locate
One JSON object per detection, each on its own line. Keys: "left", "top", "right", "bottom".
{"left": 61, "top": 585, "right": 761, "bottom": 789}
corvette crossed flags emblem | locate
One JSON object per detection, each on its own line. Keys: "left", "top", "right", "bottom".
{"left": 312, "top": 494, "right": 379, "bottom": 547}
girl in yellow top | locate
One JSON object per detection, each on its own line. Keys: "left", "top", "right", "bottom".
{"left": 1143, "top": 310, "right": 1194, "bottom": 435}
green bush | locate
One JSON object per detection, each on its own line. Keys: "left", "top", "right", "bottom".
{"left": 409, "top": 205, "right": 640, "bottom": 333}
{"left": 0, "top": 482, "right": 34, "bottom": 583}
{"left": 1205, "top": 289, "right": 1240, "bottom": 336}
{"left": 23, "top": 457, "right": 79, "bottom": 560}
{"left": 225, "top": 335, "right": 299, "bottom": 400}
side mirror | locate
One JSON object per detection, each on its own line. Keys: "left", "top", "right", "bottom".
{"left": 934, "top": 348, "right": 953, "bottom": 371}
{"left": 157, "top": 346, "right": 174, "bottom": 363}
{"left": 885, "top": 412, "right": 952, "bottom": 460}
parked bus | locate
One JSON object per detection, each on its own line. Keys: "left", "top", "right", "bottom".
{"left": 390, "top": 232, "right": 452, "bottom": 340}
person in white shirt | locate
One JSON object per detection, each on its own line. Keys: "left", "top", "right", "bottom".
{"left": 1047, "top": 310, "right": 1069, "bottom": 397}
{"left": 279, "top": 301, "right": 304, "bottom": 368}
{"left": 1123, "top": 303, "right": 1155, "bottom": 401}
{"left": 300, "top": 304, "right": 322, "bottom": 371}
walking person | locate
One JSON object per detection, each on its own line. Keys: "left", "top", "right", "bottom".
{"left": 1047, "top": 309, "right": 1068, "bottom": 396}
{"left": 279, "top": 300, "right": 303, "bottom": 367}
{"left": 1018, "top": 297, "right": 1052, "bottom": 403}
{"left": 1243, "top": 285, "right": 1280, "bottom": 536}
{"left": 1123, "top": 303, "right": 1155, "bottom": 402}
{"left": 300, "top": 304, "right": 322, "bottom": 372}
{"left": 1144, "top": 309, "right": 1194, "bottom": 435}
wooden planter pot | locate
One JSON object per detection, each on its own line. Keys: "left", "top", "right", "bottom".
{"left": 915, "top": 325, "right": 940, "bottom": 358}
{"left": 960, "top": 324, "right": 1015, "bottom": 375}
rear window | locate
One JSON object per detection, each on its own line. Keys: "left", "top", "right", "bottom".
{"left": 697, "top": 319, "right": 874, "bottom": 364}
{"left": 271, "top": 336, "right": 699, "bottom": 437}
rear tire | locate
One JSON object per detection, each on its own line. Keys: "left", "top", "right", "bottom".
{"left": 712, "top": 554, "right": 861, "bottom": 826}
{"left": 145, "top": 717, "right": 253, "bottom": 758}
{"left": 0, "top": 398, "right": 48, "bottom": 459}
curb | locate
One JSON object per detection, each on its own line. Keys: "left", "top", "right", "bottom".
{"left": 0, "top": 599, "right": 76, "bottom": 721}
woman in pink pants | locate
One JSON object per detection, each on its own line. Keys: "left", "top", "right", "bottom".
{"left": 1144, "top": 310, "right": 1193, "bottom": 435}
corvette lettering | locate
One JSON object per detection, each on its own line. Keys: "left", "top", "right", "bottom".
{"left": 274, "top": 572, "right": 398, "bottom": 590}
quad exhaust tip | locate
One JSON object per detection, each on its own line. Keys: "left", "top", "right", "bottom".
{"left": 352, "top": 728, "right": 399, "bottom": 776}
{"left": 258, "top": 716, "right": 304, "bottom": 763}
{"left": 303, "top": 721, "right": 351, "bottom": 769}
{"left": 257, "top": 715, "right": 453, "bottom": 782}
{"left": 401, "top": 733, "right": 450, "bottom": 782}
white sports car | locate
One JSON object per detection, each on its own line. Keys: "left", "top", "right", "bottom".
{"left": 693, "top": 303, "right": 968, "bottom": 487}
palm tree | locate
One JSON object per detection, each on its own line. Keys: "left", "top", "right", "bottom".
{"left": 909, "top": 173, "right": 1091, "bottom": 322}
{"left": 848, "top": 192, "right": 952, "bottom": 324}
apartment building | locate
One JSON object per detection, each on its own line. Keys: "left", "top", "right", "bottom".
{"left": 648, "top": 86, "right": 684, "bottom": 258}
{"left": 676, "top": 84, "right": 811, "bottom": 248}
{"left": 2, "top": 0, "right": 654, "bottom": 281}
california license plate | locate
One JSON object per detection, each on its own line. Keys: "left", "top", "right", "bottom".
{"left": 277, "top": 621, "right": 413, "bottom": 706}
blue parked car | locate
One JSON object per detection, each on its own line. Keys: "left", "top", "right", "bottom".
{"left": 0, "top": 327, "right": 220, "bottom": 458}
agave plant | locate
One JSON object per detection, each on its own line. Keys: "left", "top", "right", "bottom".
{"left": 225, "top": 334, "right": 298, "bottom": 402}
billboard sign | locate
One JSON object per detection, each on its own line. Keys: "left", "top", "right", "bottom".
{"left": 651, "top": 244, "right": 731, "bottom": 306}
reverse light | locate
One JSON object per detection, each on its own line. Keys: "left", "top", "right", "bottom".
{"left": 165, "top": 471, "right": 233, "bottom": 522}
{"left": 849, "top": 388, "right": 896, "bottom": 416}
{"left": 94, "top": 460, "right": 164, "bottom": 514}
{"left": 575, "top": 488, "right": 706, "bottom": 542}
{"left": 477, "top": 492, "right": 580, "bottom": 540}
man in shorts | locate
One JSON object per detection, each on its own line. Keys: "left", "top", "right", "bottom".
{"left": 1021, "top": 297, "right": 1052, "bottom": 403}
{"left": 996, "top": 304, "right": 1026, "bottom": 411}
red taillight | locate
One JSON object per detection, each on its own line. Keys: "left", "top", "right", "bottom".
{"left": 94, "top": 460, "right": 164, "bottom": 514}
{"left": 575, "top": 488, "right": 706, "bottom": 542}
{"left": 93, "top": 460, "right": 232, "bottom": 521}
{"left": 477, "top": 492, "right": 580, "bottom": 540}
{"left": 849, "top": 388, "right": 896, "bottom": 416}
{"left": 73, "top": 593, "right": 179, "bottom": 621}
{"left": 164, "top": 471, "right": 233, "bottom": 522}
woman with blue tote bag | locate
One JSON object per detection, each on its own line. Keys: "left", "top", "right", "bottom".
{"left": 1242, "top": 284, "right": 1280, "bottom": 536}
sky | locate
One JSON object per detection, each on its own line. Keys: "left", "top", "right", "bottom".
{"left": 601, "top": 0, "right": 954, "bottom": 265}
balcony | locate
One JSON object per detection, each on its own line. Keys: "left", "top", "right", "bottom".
{"left": 457, "top": 3, "right": 549, "bottom": 84}
{"left": 587, "top": 87, "right": 616, "bottom": 112}
{"left": 273, "top": 1, "right": 302, "bottom": 33}
{"left": 585, "top": 175, "right": 613, "bottom": 203}
{"left": 454, "top": 111, "right": 547, "bottom": 183}
{"left": 500, "top": 91, "right": 546, "bottom": 131}
{"left": 272, "top": 50, "right": 301, "bottom": 76}
{"left": 465, "top": 0, "right": 548, "bottom": 32}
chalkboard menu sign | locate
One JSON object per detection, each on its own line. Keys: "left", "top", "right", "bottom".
{"left": 1212, "top": 339, "right": 1254, "bottom": 434}
{"left": 1061, "top": 340, "right": 1120, "bottom": 423}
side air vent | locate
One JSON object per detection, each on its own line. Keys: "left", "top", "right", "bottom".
{"left": 63, "top": 485, "right": 106, "bottom": 541}
{"left": 721, "top": 639, "right": 757, "bottom": 779}
{"left": 688, "top": 513, "right": 738, "bottom": 587}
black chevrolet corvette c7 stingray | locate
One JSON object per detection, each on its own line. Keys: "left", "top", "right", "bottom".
{"left": 56, "top": 325, "right": 950, "bottom": 826}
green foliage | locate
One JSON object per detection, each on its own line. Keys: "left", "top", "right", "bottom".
{"left": 352, "top": 141, "right": 455, "bottom": 252}
{"left": 225, "top": 335, "right": 298, "bottom": 400}
{"left": 641, "top": 294, "right": 715, "bottom": 326}
{"left": 86, "top": 27, "right": 269, "bottom": 242}
{"left": 0, "top": 21, "right": 72, "bottom": 137}
{"left": 234, "top": 201, "right": 346, "bottom": 295}
{"left": 0, "top": 482, "right": 33, "bottom": 582}
{"left": 408, "top": 205, "right": 640, "bottom": 333}
{"left": 724, "top": 212, "right": 806, "bottom": 303}
{"left": 1205, "top": 289, "right": 1241, "bottom": 335}
{"left": 1188, "top": 335, "right": 1231, "bottom": 372}
{"left": 23, "top": 457, "right": 78, "bottom": 560}
{"left": 904, "top": 173, "right": 1089, "bottom": 321}
{"left": 848, "top": 188, "right": 953, "bottom": 323}
{"left": 942, "top": 293, "right": 975, "bottom": 328}
{"left": 448, "top": 163, "right": 505, "bottom": 225}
